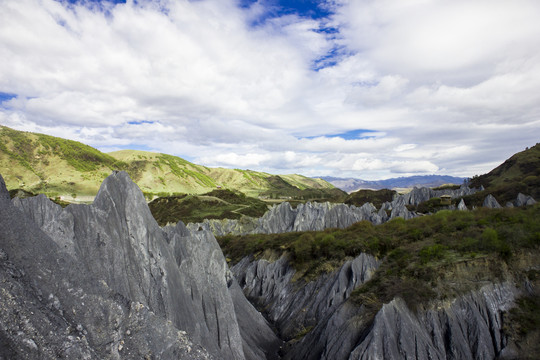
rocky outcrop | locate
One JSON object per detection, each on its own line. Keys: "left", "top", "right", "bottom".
{"left": 389, "top": 184, "right": 477, "bottom": 208}
{"left": 1, "top": 172, "right": 280, "bottom": 359}
{"left": 285, "top": 282, "right": 518, "bottom": 360}
{"left": 484, "top": 194, "right": 502, "bottom": 208}
{"left": 458, "top": 198, "right": 468, "bottom": 210}
{"left": 514, "top": 193, "right": 536, "bottom": 207}
{"left": 188, "top": 201, "right": 386, "bottom": 236}
{"left": 189, "top": 185, "right": 480, "bottom": 237}
{"left": 231, "top": 253, "right": 379, "bottom": 341}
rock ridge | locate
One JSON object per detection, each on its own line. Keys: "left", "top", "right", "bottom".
{"left": 1, "top": 172, "right": 280, "bottom": 359}
{"left": 231, "top": 253, "right": 380, "bottom": 341}
{"left": 189, "top": 185, "right": 481, "bottom": 236}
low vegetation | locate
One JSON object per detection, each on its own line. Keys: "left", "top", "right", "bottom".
{"left": 148, "top": 189, "right": 269, "bottom": 225}
{"left": 465, "top": 143, "right": 540, "bottom": 206}
{"left": 259, "top": 176, "right": 347, "bottom": 203}
{"left": 219, "top": 204, "right": 540, "bottom": 302}
{"left": 344, "top": 189, "right": 396, "bottom": 208}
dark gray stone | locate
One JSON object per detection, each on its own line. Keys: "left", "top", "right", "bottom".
{"left": 188, "top": 186, "right": 480, "bottom": 237}
{"left": 1, "top": 172, "right": 279, "bottom": 359}
{"left": 483, "top": 194, "right": 502, "bottom": 208}
{"left": 286, "top": 283, "right": 517, "bottom": 360}
{"left": 232, "top": 253, "right": 379, "bottom": 341}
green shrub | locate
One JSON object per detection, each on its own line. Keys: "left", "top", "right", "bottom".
{"left": 419, "top": 244, "right": 446, "bottom": 264}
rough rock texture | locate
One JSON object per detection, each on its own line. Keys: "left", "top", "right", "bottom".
{"left": 484, "top": 194, "right": 502, "bottom": 208}
{"left": 188, "top": 201, "right": 386, "bottom": 236}
{"left": 1, "top": 172, "right": 280, "bottom": 359}
{"left": 189, "top": 186, "right": 479, "bottom": 237}
{"left": 458, "top": 198, "right": 468, "bottom": 211}
{"left": 231, "top": 253, "right": 379, "bottom": 341}
{"left": 286, "top": 282, "right": 518, "bottom": 360}
{"left": 390, "top": 184, "right": 477, "bottom": 208}
{"left": 514, "top": 193, "right": 536, "bottom": 207}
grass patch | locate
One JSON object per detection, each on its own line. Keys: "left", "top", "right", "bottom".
{"left": 344, "top": 189, "right": 396, "bottom": 208}
{"left": 148, "top": 189, "right": 269, "bottom": 226}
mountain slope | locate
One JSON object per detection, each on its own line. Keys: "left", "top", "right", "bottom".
{"left": 0, "top": 126, "right": 336, "bottom": 199}
{"left": 0, "top": 125, "right": 127, "bottom": 197}
{"left": 467, "top": 143, "right": 540, "bottom": 204}
{"left": 323, "top": 175, "right": 465, "bottom": 192}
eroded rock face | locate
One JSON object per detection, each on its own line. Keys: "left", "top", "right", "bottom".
{"left": 232, "top": 253, "right": 380, "bottom": 341}
{"left": 483, "top": 194, "right": 502, "bottom": 208}
{"left": 515, "top": 193, "right": 536, "bottom": 207}
{"left": 285, "top": 282, "right": 518, "bottom": 360}
{"left": 1, "top": 172, "right": 280, "bottom": 359}
{"left": 458, "top": 198, "right": 468, "bottom": 210}
{"left": 189, "top": 186, "right": 481, "bottom": 237}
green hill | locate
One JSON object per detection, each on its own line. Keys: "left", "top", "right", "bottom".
{"left": 0, "top": 126, "right": 337, "bottom": 201}
{"left": 148, "top": 189, "right": 270, "bottom": 226}
{"left": 0, "top": 125, "right": 127, "bottom": 198}
{"left": 464, "top": 143, "right": 540, "bottom": 206}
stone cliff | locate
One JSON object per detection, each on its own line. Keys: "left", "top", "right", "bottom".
{"left": 0, "top": 172, "right": 280, "bottom": 359}
{"left": 188, "top": 185, "right": 481, "bottom": 236}
{"left": 288, "top": 282, "right": 517, "bottom": 360}
{"left": 232, "top": 252, "right": 530, "bottom": 360}
{"left": 232, "top": 253, "right": 380, "bottom": 341}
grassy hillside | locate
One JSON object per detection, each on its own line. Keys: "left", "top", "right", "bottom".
{"left": 344, "top": 189, "right": 397, "bottom": 208}
{"left": 465, "top": 143, "right": 540, "bottom": 205}
{"left": 0, "top": 126, "right": 336, "bottom": 200}
{"left": 148, "top": 189, "right": 270, "bottom": 226}
{"left": 0, "top": 125, "right": 127, "bottom": 197}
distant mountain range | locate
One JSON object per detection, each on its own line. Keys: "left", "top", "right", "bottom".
{"left": 320, "top": 175, "right": 466, "bottom": 193}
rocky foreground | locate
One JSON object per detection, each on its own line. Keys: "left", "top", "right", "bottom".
{"left": 1, "top": 171, "right": 537, "bottom": 359}
{"left": 0, "top": 172, "right": 280, "bottom": 359}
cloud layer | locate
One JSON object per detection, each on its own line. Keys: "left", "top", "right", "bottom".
{"left": 1, "top": 0, "right": 539, "bottom": 180}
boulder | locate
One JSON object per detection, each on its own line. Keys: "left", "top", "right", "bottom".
{"left": 483, "top": 194, "right": 502, "bottom": 208}
{"left": 457, "top": 198, "right": 468, "bottom": 211}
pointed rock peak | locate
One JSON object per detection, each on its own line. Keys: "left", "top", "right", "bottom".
{"left": 457, "top": 198, "right": 468, "bottom": 211}
{"left": 483, "top": 194, "right": 501, "bottom": 208}
{"left": 515, "top": 193, "right": 528, "bottom": 206}
{"left": 93, "top": 171, "right": 148, "bottom": 212}
{"left": 0, "top": 174, "right": 10, "bottom": 203}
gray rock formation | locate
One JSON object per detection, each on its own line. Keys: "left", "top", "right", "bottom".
{"left": 188, "top": 201, "right": 386, "bottom": 236}
{"left": 188, "top": 185, "right": 480, "bottom": 237}
{"left": 232, "top": 253, "right": 379, "bottom": 341}
{"left": 514, "top": 193, "right": 536, "bottom": 207}
{"left": 285, "top": 282, "right": 518, "bottom": 360}
{"left": 458, "top": 198, "right": 468, "bottom": 210}
{"left": 1, "top": 172, "right": 280, "bottom": 359}
{"left": 483, "top": 194, "right": 502, "bottom": 208}
{"left": 390, "top": 184, "right": 477, "bottom": 208}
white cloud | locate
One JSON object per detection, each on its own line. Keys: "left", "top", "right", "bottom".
{"left": 0, "top": 0, "right": 539, "bottom": 181}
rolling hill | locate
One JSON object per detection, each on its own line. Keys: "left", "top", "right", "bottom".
{"left": 0, "top": 126, "right": 337, "bottom": 200}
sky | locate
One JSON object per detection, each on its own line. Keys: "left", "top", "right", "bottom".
{"left": 0, "top": 0, "right": 539, "bottom": 180}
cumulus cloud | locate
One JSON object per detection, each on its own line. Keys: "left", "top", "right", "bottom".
{"left": 0, "top": 0, "right": 539, "bottom": 180}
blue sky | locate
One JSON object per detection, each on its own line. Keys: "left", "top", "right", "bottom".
{"left": 1, "top": 0, "right": 539, "bottom": 180}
